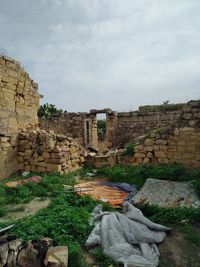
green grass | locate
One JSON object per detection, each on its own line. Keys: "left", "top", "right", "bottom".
{"left": 137, "top": 204, "right": 200, "bottom": 225}
{"left": 90, "top": 247, "right": 118, "bottom": 267}
{"left": 0, "top": 165, "right": 199, "bottom": 266}
{"left": 96, "top": 164, "right": 200, "bottom": 190}
{"left": 10, "top": 193, "right": 100, "bottom": 267}
{"left": 0, "top": 170, "right": 113, "bottom": 267}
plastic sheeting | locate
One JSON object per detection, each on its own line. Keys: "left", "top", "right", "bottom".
{"left": 74, "top": 180, "right": 137, "bottom": 207}
{"left": 86, "top": 202, "right": 171, "bottom": 267}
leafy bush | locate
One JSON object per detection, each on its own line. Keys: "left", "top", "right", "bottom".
{"left": 123, "top": 143, "right": 135, "bottom": 156}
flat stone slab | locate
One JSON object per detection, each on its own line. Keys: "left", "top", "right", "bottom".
{"left": 133, "top": 178, "right": 200, "bottom": 208}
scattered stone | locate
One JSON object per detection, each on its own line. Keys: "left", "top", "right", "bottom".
{"left": 0, "top": 236, "right": 68, "bottom": 267}
{"left": 44, "top": 246, "right": 68, "bottom": 267}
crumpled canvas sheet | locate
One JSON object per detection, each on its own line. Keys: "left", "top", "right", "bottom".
{"left": 86, "top": 202, "right": 171, "bottom": 267}
{"left": 74, "top": 180, "right": 137, "bottom": 207}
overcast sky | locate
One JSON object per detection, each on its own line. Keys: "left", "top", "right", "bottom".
{"left": 0, "top": 0, "right": 200, "bottom": 112}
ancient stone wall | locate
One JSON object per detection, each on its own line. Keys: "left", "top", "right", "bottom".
{"left": 18, "top": 129, "right": 85, "bottom": 173}
{"left": 39, "top": 113, "right": 88, "bottom": 146}
{"left": 119, "top": 127, "right": 200, "bottom": 168}
{"left": 0, "top": 56, "right": 41, "bottom": 178}
{"left": 118, "top": 100, "right": 200, "bottom": 167}
{"left": 114, "top": 103, "right": 186, "bottom": 147}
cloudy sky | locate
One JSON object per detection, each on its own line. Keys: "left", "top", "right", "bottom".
{"left": 0, "top": 0, "right": 200, "bottom": 112}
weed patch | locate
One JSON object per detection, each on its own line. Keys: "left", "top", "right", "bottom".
{"left": 97, "top": 164, "right": 200, "bottom": 190}
{"left": 122, "top": 143, "right": 135, "bottom": 156}
{"left": 138, "top": 204, "right": 200, "bottom": 225}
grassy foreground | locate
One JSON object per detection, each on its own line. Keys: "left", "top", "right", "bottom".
{"left": 0, "top": 164, "right": 199, "bottom": 266}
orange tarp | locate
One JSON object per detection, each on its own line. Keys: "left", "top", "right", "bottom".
{"left": 74, "top": 180, "right": 128, "bottom": 208}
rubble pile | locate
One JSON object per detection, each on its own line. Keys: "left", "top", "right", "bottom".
{"left": 18, "top": 129, "right": 85, "bottom": 173}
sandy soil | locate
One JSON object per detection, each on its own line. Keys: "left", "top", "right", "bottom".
{"left": 3, "top": 198, "right": 50, "bottom": 221}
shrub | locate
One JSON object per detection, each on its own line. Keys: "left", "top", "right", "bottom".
{"left": 123, "top": 143, "right": 135, "bottom": 156}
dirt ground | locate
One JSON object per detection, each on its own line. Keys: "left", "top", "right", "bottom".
{"left": 159, "top": 227, "right": 200, "bottom": 267}
{"left": 2, "top": 197, "right": 50, "bottom": 221}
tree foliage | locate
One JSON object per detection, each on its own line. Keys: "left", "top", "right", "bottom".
{"left": 38, "top": 103, "right": 63, "bottom": 119}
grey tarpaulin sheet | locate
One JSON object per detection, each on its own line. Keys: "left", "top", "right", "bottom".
{"left": 86, "top": 202, "right": 171, "bottom": 267}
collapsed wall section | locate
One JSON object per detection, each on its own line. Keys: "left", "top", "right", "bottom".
{"left": 39, "top": 113, "right": 87, "bottom": 146}
{"left": 18, "top": 129, "right": 85, "bottom": 173}
{"left": 0, "top": 56, "right": 41, "bottom": 178}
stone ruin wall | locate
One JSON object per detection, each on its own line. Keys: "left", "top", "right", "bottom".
{"left": 118, "top": 100, "right": 200, "bottom": 168}
{"left": 114, "top": 103, "right": 185, "bottom": 147}
{"left": 18, "top": 129, "right": 85, "bottom": 173}
{"left": 0, "top": 56, "right": 41, "bottom": 178}
{"left": 39, "top": 110, "right": 118, "bottom": 150}
{"left": 0, "top": 56, "right": 85, "bottom": 179}
{"left": 39, "top": 113, "right": 87, "bottom": 146}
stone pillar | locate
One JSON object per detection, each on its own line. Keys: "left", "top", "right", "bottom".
{"left": 105, "top": 111, "right": 118, "bottom": 148}
{"left": 91, "top": 115, "right": 98, "bottom": 149}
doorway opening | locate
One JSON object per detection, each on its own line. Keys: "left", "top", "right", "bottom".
{"left": 97, "top": 113, "right": 106, "bottom": 142}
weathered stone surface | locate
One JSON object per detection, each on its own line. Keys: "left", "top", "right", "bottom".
{"left": 44, "top": 246, "right": 68, "bottom": 267}
{"left": 0, "top": 55, "right": 41, "bottom": 179}
{"left": 17, "top": 129, "right": 84, "bottom": 174}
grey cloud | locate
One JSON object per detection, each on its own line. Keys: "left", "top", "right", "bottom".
{"left": 0, "top": 0, "right": 200, "bottom": 112}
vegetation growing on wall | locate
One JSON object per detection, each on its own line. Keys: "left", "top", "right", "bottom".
{"left": 97, "top": 119, "right": 106, "bottom": 141}
{"left": 122, "top": 143, "right": 135, "bottom": 156}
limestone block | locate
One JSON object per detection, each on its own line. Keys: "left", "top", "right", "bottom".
{"left": 38, "top": 156, "right": 44, "bottom": 161}
{"left": 44, "top": 246, "right": 68, "bottom": 267}
{"left": 30, "top": 158, "right": 38, "bottom": 165}
{"left": 155, "top": 139, "right": 167, "bottom": 145}
{"left": 155, "top": 151, "right": 166, "bottom": 159}
{"left": 37, "top": 166, "right": 46, "bottom": 172}
{"left": 135, "top": 157, "right": 143, "bottom": 164}
{"left": 47, "top": 164, "right": 62, "bottom": 172}
{"left": 153, "top": 145, "right": 159, "bottom": 151}
{"left": 147, "top": 152, "right": 153, "bottom": 158}
{"left": 143, "top": 157, "right": 150, "bottom": 164}
{"left": 24, "top": 150, "right": 32, "bottom": 156}
{"left": 158, "top": 158, "right": 169, "bottom": 164}
{"left": 134, "top": 152, "right": 146, "bottom": 159}
{"left": 144, "top": 139, "right": 154, "bottom": 146}
{"left": 186, "top": 145, "right": 197, "bottom": 153}
{"left": 43, "top": 152, "right": 51, "bottom": 159}
{"left": 69, "top": 147, "right": 76, "bottom": 154}
{"left": 144, "top": 146, "right": 154, "bottom": 152}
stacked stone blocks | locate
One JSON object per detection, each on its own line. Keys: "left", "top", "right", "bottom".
{"left": 18, "top": 129, "right": 85, "bottom": 173}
